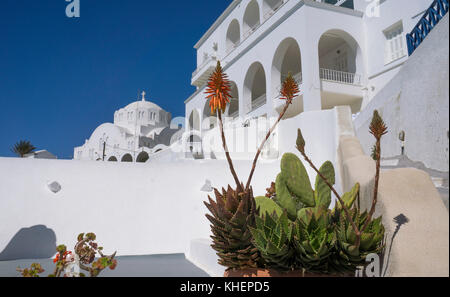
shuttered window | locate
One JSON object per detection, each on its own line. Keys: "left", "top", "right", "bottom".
{"left": 384, "top": 22, "right": 406, "bottom": 64}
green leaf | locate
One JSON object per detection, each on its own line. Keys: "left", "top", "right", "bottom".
{"left": 314, "top": 161, "right": 335, "bottom": 209}
{"left": 255, "top": 196, "right": 283, "bottom": 217}
{"left": 339, "top": 183, "right": 360, "bottom": 210}
{"left": 275, "top": 173, "right": 297, "bottom": 220}
{"left": 280, "top": 153, "right": 315, "bottom": 208}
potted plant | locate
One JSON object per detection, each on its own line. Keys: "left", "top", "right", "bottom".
{"left": 17, "top": 232, "right": 117, "bottom": 277}
{"left": 203, "top": 61, "right": 387, "bottom": 277}
{"left": 203, "top": 61, "right": 300, "bottom": 273}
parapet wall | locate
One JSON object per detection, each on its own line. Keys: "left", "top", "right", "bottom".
{"left": 338, "top": 135, "right": 449, "bottom": 276}
{"left": 354, "top": 14, "right": 449, "bottom": 172}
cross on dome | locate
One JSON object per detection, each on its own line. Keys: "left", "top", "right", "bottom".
{"left": 141, "top": 91, "right": 146, "bottom": 101}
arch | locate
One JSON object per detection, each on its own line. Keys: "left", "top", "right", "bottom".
{"left": 182, "top": 130, "right": 204, "bottom": 159}
{"left": 226, "top": 19, "right": 240, "bottom": 53}
{"left": 136, "top": 151, "right": 149, "bottom": 163}
{"left": 226, "top": 81, "right": 239, "bottom": 118}
{"left": 243, "top": 0, "right": 260, "bottom": 37}
{"left": 244, "top": 62, "right": 267, "bottom": 114}
{"left": 188, "top": 109, "right": 200, "bottom": 131}
{"left": 318, "top": 29, "right": 364, "bottom": 113}
{"left": 271, "top": 37, "right": 303, "bottom": 118}
{"left": 263, "top": 0, "right": 283, "bottom": 17}
{"left": 152, "top": 144, "right": 168, "bottom": 154}
{"left": 203, "top": 100, "right": 218, "bottom": 130}
{"left": 108, "top": 156, "right": 118, "bottom": 162}
{"left": 121, "top": 154, "right": 133, "bottom": 163}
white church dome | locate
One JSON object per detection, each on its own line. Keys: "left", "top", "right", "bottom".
{"left": 123, "top": 100, "right": 163, "bottom": 111}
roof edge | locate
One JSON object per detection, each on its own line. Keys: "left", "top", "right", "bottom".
{"left": 194, "top": 0, "right": 243, "bottom": 50}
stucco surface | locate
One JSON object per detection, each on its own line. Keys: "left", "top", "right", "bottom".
{"left": 339, "top": 136, "right": 449, "bottom": 277}
{"left": 354, "top": 14, "right": 450, "bottom": 172}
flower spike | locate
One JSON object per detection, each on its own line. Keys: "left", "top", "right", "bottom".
{"left": 204, "top": 61, "right": 232, "bottom": 114}
{"left": 369, "top": 110, "right": 388, "bottom": 140}
{"left": 280, "top": 72, "right": 300, "bottom": 103}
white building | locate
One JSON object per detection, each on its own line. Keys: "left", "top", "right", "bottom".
{"left": 185, "top": 0, "right": 433, "bottom": 147}
{"left": 74, "top": 92, "right": 183, "bottom": 163}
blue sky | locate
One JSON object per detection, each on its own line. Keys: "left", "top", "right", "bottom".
{"left": 0, "top": 0, "right": 230, "bottom": 159}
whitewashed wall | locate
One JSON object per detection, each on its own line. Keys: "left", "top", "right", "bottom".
{"left": 0, "top": 107, "right": 353, "bottom": 260}
{"left": 354, "top": 14, "right": 449, "bottom": 172}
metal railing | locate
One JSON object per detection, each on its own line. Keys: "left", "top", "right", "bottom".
{"left": 406, "top": 0, "right": 449, "bottom": 56}
{"left": 320, "top": 68, "right": 361, "bottom": 85}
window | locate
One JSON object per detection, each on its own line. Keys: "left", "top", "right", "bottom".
{"left": 384, "top": 22, "right": 406, "bottom": 64}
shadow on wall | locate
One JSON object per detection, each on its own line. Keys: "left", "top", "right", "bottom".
{"left": 0, "top": 225, "right": 57, "bottom": 261}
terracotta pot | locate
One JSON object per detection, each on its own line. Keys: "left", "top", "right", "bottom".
{"left": 224, "top": 268, "right": 353, "bottom": 278}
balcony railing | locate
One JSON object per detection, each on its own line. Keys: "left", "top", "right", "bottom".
{"left": 406, "top": 0, "right": 449, "bottom": 56}
{"left": 243, "top": 23, "right": 260, "bottom": 39}
{"left": 229, "top": 110, "right": 239, "bottom": 119}
{"left": 273, "top": 72, "right": 303, "bottom": 99}
{"left": 320, "top": 68, "right": 361, "bottom": 85}
{"left": 263, "top": 1, "right": 286, "bottom": 20}
{"left": 248, "top": 94, "right": 267, "bottom": 113}
{"left": 223, "top": 0, "right": 291, "bottom": 62}
{"left": 192, "top": 56, "right": 217, "bottom": 78}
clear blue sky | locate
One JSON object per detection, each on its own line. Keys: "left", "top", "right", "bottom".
{"left": 0, "top": 0, "right": 230, "bottom": 159}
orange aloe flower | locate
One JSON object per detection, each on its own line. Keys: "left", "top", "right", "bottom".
{"left": 205, "top": 61, "right": 232, "bottom": 114}
{"left": 280, "top": 73, "right": 300, "bottom": 102}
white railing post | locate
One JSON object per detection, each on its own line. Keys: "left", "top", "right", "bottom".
{"left": 319, "top": 68, "right": 361, "bottom": 86}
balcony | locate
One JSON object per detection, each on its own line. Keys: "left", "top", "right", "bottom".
{"left": 229, "top": 110, "right": 239, "bottom": 119}
{"left": 191, "top": 56, "right": 218, "bottom": 87}
{"left": 248, "top": 94, "right": 267, "bottom": 114}
{"left": 222, "top": 0, "right": 291, "bottom": 64}
{"left": 319, "top": 68, "right": 361, "bottom": 85}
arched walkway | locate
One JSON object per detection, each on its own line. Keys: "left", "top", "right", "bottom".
{"left": 189, "top": 109, "right": 200, "bottom": 131}
{"left": 243, "top": 0, "right": 260, "bottom": 38}
{"left": 244, "top": 62, "right": 267, "bottom": 114}
{"left": 203, "top": 99, "right": 218, "bottom": 130}
{"left": 271, "top": 37, "right": 303, "bottom": 118}
{"left": 108, "top": 156, "right": 118, "bottom": 162}
{"left": 318, "top": 29, "right": 364, "bottom": 113}
{"left": 121, "top": 154, "right": 133, "bottom": 163}
{"left": 262, "top": 0, "right": 283, "bottom": 18}
{"left": 226, "top": 19, "right": 240, "bottom": 53}
{"left": 226, "top": 81, "right": 239, "bottom": 118}
{"left": 136, "top": 151, "right": 149, "bottom": 163}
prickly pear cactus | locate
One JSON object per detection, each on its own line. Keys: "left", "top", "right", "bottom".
{"left": 280, "top": 153, "right": 315, "bottom": 208}
{"left": 314, "top": 161, "right": 335, "bottom": 209}
{"left": 271, "top": 153, "right": 336, "bottom": 221}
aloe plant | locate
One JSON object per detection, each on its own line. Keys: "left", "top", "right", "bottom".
{"left": 204, "top": 186, "right": 262, "bottom": 270}
{"left": 203, "top": 66, "right": 300, "bottom": 271}
{"left": 331, "top": 209, "right": 385, "bottom": 273}
{"left": 249, "top": 211, "right": 295, "bottom": 271}
{"left": 293, "top": 207, "right": 336, "bottom": 273}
